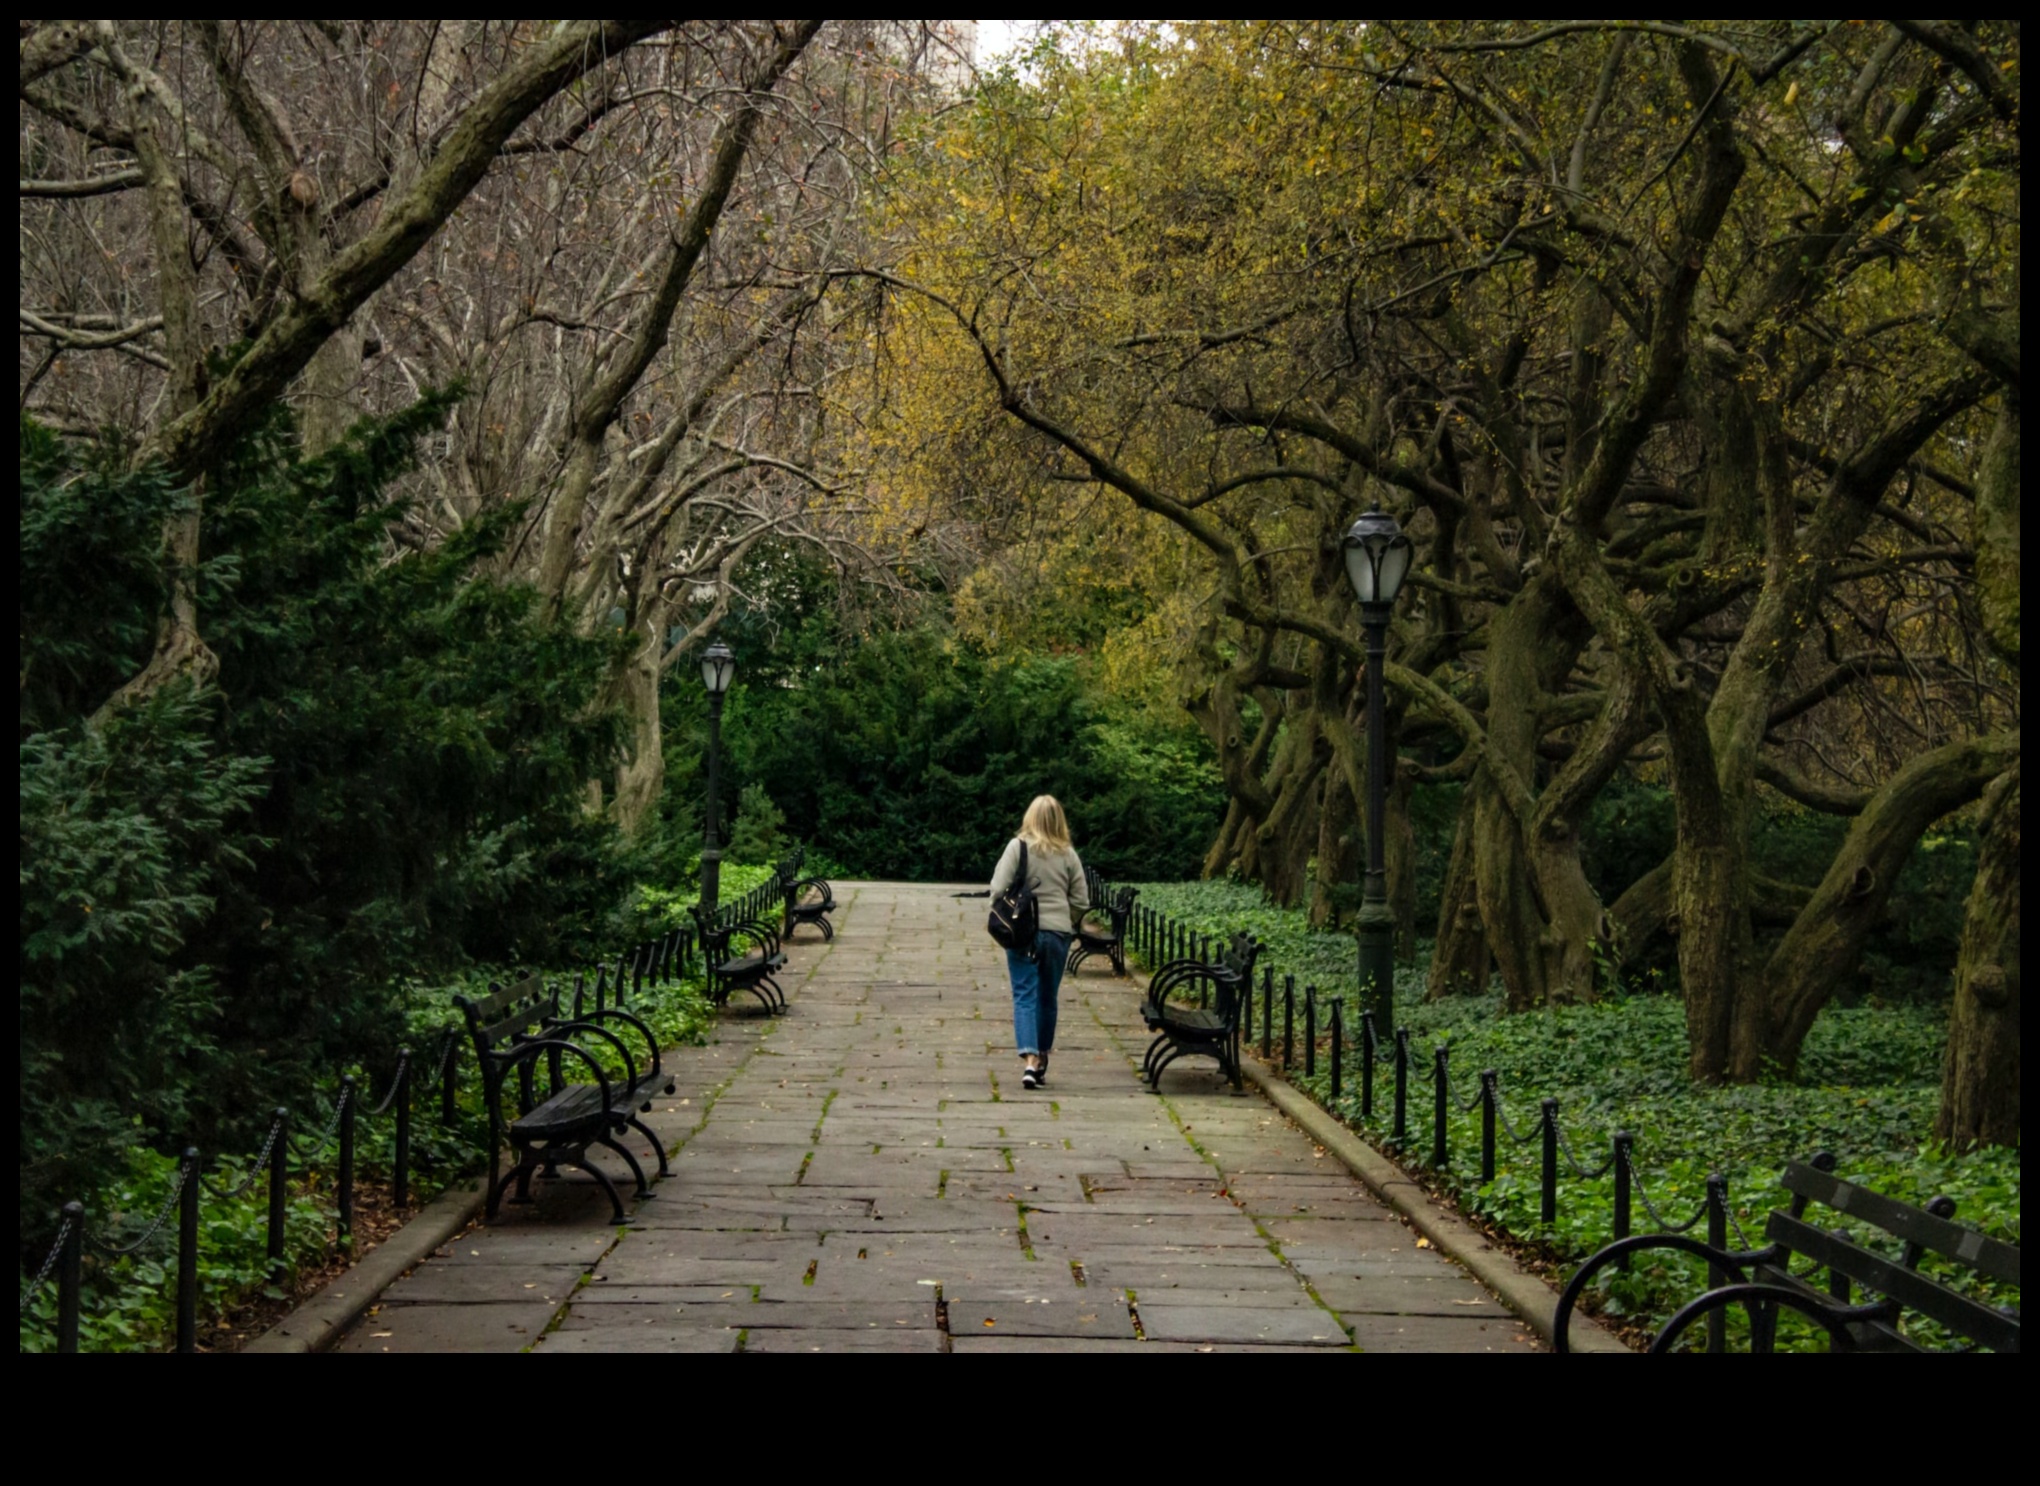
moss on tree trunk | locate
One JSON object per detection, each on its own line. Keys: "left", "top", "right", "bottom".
{"left": 1936, "top": 765, "right": 2020, "bottom": 1148}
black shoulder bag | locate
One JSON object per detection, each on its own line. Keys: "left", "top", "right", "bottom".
{"left": 987, "top": 840, "right": 1040, "bottom": 955}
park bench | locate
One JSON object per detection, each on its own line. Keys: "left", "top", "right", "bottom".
{"left": 690, "top": 900, "right": 790, "bottom": 1014}
{"left": 1138, "top": 929, "right": 1262, "bottom": 1090}
{"left": 1067, "top": 874, "right": 1138, "bottom": 977}
{"left": 1556, "top": 1151, "right": 2022, "bottom": 1353}
{"left": 777, "top": 849, "right": 836, "bottom": 942}
{"left": 454, "top": 972, "right": 676, "bottom": 1223}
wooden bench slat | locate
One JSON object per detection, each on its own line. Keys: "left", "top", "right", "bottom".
{"left": 474, "top": 973, "right": 549, "bottom": 1048}
{"left": 1766, "top": 1211, "right": 2022, "bottom": 1353}
{"left": 1780, "top": 1162, "right": 2021, "bottom": 1285}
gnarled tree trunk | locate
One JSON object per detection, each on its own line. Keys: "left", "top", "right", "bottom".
{"left": 1470, "top": 578, "right": 1605, "bottom": 1007}
{"left": 1748, "top": 731, "right": 2020, "bottom": 1078}
{"left": 1428, "top": 791, "right": 1491, "bottom": 997}
{"left": 612, "top": 630, "right": 666, "bottom": 837}
{"left": 1936, "top": 764, "right": 2019, "bottom": 1148}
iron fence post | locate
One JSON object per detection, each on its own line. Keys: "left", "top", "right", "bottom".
{"left": 57, "top": 1200, "right": 83, "bottom": 1355}
{"left": 1706, "top": 1173, "right": 1728, "bottom": 1354}
{"left": 1260, "top": 966, "right": 1273, "bottom": 1058}
{"left": 1304, "top": 987, "right": 1316, "bottom": 1078}
{"left": 1392, "top": 1028, "right": 1410, "bottom": 1144}
{"left": 267, "top": 1106, "right": 290, "bottom": 1274}
{"left": 1282, "top": 976, "right": 1295, "bottom": 1070}
{"left": 337, "top": 1076, "right": 357, "bottom": 1245}
{"left": 440, "top": 1030, "right": 457, "bottom": 1125}
{"left": 393, "top": 1048, "right": 413, "bottom": 1210}
{"left": 1360, "top": 1012, "right": 1376, "bottom": 1120}
{"left": 1432, "top": 1044, "right": 1449, "bottom": 1168}
{"left": 1539, "top": 1098, "right": 1559, "bottom": 1226}
{"left": 1480, "top": 1070, "right": 1497, "bottom": 1183}
{"left": 1329, "top": 1000, "right": 1343, "bottom": 1104}
{"left": 1612, "top": 1131, "right": 1633, "bottom": 1271}
{"left": 1241, "top": 972, "right": 1253, "bottom": 1052}
{"left": 176, "top": 1147, "right": 200, "bottom": 1355}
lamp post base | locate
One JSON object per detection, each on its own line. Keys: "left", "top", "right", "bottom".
{"left": 700, "top": 847, "right": 723, "bottom": 915}
{"left": 1356, "top": 901, "right": 1396, "bottom": 1031}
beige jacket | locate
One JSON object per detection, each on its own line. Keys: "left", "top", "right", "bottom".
{"left": 989, "top": 838, "right": 1090, "bottom": 936}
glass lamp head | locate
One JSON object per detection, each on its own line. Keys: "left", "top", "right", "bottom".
{"left": 1342, "top": 509, "right": 1412, "bottom": 606}
{"left": 700, "top": 641, "right": 736, "bottom": 696}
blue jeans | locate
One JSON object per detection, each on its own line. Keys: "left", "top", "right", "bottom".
{"left": 1008, "top": 931, "right": 1070, "bottom": 1058}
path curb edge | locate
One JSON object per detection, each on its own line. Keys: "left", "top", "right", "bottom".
{"left": 244, "top": 1179, "right": 486, "bottom": 1354}
{"left": 1239, "top": 1060, "right": 1632, "bottom": 1354}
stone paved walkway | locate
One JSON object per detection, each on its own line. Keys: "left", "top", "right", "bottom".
{"left": 337, "top": 883, "right": 1540, "bottom": 1353}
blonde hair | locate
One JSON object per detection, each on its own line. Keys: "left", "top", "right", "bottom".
{"left": 1018, "top": 795, "right": 1073, "bottom": 853}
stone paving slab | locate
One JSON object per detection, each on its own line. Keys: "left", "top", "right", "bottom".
{"left": 1344, "top": 1313, "right": 1538, "bottom": 1352}
{"left": 382, "top": 1263, "right": 587, "bottom": 1305}
{"left": 739, "top": 1328, "right": 944, "bottom": 1353}
{"left": 951, "top": 1295, "right": 1139, "bottom": 1339}
{"left": 336, "top": 1299, "right": 559, "bottom": 1353}
{"left": 1137, "top": 1304, "right": 1350, "bottom": 1346}
{"left": 334, "top": 881, "right": 1542, "bottom": 1354}
{"left": 535, "top": 1325, "right": 740, "bottom": 1353}
{"left": 1307, "top": 1274, "right": 1513, "bottom": 1317}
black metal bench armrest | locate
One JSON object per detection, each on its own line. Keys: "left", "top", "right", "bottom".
{"left": 560, "top": 1006, "right": 662, "bottom": 1078}
{"left": 792, "top": 875, "right": 834, "bottom": 901}
{"left": 1650, "top": 1281, "right": 1893, "bottom": 1354}
{"left": 547, "top": 1014, "right": 646, "bottom": 1090}
{"left": 1146, "top": 965, "right": 1236, "bottom": 1018}
{"left": 1147, "top": 959, "right": 1223, "bottom": 991}
{"left": 554, "top": 1004, "right": 656, "bottom": 1085}
{"left": 1555, "top": 1234, "right": 1772, "bottom": 1354}
{"left": 498, "top": 1037, "right": 614, "bottom": 1120}
{"left": 726, "top": 919, "right": 783, "bottom": 960}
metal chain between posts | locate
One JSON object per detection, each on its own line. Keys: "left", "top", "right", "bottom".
{"left": 1629, "top": 1158, "right": 1710, "bottom": 1233}
{"left": 20, "top": 1212, "right": 76, "bottom": 1315}
{"left": 201, "top": 1112, "right": 287, "bottom": 1201}
{"left": 1554, "top": 1122, "right": 1616, "bottom": 1180}
{"left": 289, "top": 1083, "right": 352, "bottom": 1160}
{"left": 1489, "top": 1082, "right": 1543, "bottom": 1144}
{"left": 1721, "top": 1195, "right": 1754, "bottom": 1249}
{"left": 1447, "top": 1058, "right": 1486, "bottom": 1113}
{"left": 364, "top": 1051, "right": 411, "bottom": 1117}
{"left": 86, "top": 1154, "right": 195, "bottom": 1256}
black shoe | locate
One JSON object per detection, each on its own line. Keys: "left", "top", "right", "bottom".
{"left": 1034, "top": 1059, "right": 1048, "bottom": 1086}
{"left": 1021, "top": 1066, "right": 1041, "bottom": 1090}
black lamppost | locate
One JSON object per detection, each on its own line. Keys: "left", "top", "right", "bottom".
{"left": 698, "top": 641, "right": 736, "bottom": 912}
{"left": 1343, "top": 509, "right": 1412, "bottom": 1029}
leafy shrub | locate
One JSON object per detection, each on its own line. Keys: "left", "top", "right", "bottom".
{"left": 714, "top": 617, "right": 1223, "bottom": 882}
{"left": 725, "top": 783, "right": 788, "bottom": 865}
{"left": 20, "top": 401, "right": 633, "bottom": 1236}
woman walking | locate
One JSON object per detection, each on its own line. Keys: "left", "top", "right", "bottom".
{"left": 990, "top": 796, "right": 1090, "bottom": 1090}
